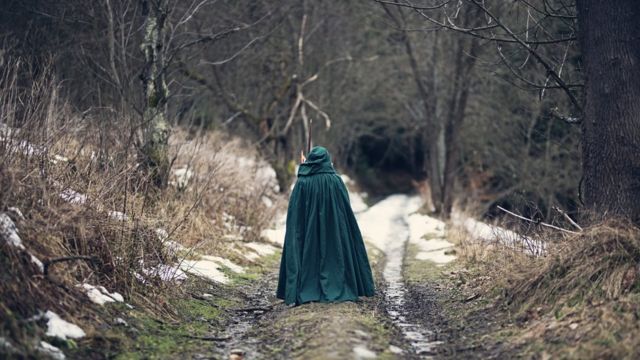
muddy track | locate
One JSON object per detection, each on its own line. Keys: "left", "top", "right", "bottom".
{"left": 214, "top": 269, "right": 280, "bottom": 359}
{"left": 380, "top": 199, "right": 443, "bottom": 358}
{"left": 211, "top": 195, "right": 517, "bottom": 359}
{"left": 213, "top": 196, "right": 454, "bottom": 359}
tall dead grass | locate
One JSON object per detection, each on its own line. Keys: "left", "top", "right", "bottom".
{"left": 510, "top": 219, "right": 640, "bottom": 307}
{"left": 454, "top": 216, "right": 640, "bottom": 357}
{"left": 457, "top": 217, "right": 640, "bottom": 308}
{"left": 0, "top": 57, "right": 277, "bottom": 354}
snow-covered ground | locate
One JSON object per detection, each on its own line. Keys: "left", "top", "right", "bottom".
{"left": 340, "top": 174, "right": 369, "bottom": 214}
{"left": 1, "top": 211, "right": 44, "bottom": 272}
{"left": 261, "top": 213, "right": 286, "bottom": 246}
{"left": 406, "top": 212, "right": 456, "bottom": 265}
{"left": 357, "top": 195, "right": 456, "bottom": 265}
{"left": 44, "top": 310, "right": 86, "bottom": 340}
{"left": 451, "top": 211, "right": 545, "bottom": 256}
{"left": 79, "top": 284, "right": 124, "bottom": 305}
{"left": 357, "top": 195, "right": 412, "bottom": 252}
{"left": 180, "top": 258, "right": 233, "bottom": 284}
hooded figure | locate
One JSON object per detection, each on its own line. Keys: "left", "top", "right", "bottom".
{"left": 276, "top": 146, "right": 375, "bottom": 306}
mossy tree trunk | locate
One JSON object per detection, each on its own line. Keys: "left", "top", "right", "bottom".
{"left": 140, "top": 0, "right": 170, "bottom": 188}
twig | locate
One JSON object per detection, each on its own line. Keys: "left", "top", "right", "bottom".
{"left": 550, "top": 107, "right": 581, "bottom": 124}
{"left": 182, "top": 334, "right": 231, "bottom": 341}
{"left": 231, "top": 306, "right": 272, "bottom": 312}
{"left": 463, "top": 293, "right": 480, "bottom": 303}
{"left": 497, "top": 206, "right": 580, "bottom": 235}
{"left": 552, "top": 206, "right": 583, "bottom": 231}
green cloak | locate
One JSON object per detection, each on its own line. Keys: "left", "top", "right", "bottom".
{"left": 276, "top": 146, "right": 375, "bottom": 306}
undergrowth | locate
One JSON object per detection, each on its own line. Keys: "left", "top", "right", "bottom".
{"left": 456, "top": 218, "right": 640, "bottom": 358}
{"left": 0, "top": 58, "right": 277, "bottom": 357}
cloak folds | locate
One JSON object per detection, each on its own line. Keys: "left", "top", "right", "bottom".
{"left": 276, "top": 146, "right": 375, "bottom": 306}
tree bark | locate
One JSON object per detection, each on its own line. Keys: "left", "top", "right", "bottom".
{"left": 576, "top": 0, "right": 640, "bottom": 221}
{"left": 140, "top": 0, "right": 170, "bottom": 188}
{"left": 440, "top": 32, "right": 479, "bottom": 218}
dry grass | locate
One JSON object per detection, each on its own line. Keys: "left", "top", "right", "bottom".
{"left": 508, "top": 220, "right": 640, "bottom": 308}
{"left": 454, "top": 215, "right": 640, "bottom": 358}
{"left": 0, "top": 58, "right": 278, "bottom": 355}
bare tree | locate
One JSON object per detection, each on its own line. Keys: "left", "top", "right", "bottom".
{"left": 378, "top": 0, "right": 640, "bottom": 222}
{"left": 380, "top": 1, "right": 481, "bottom": 217}
{"left": 140, "top": 0, "right": 171, "bottom": 187}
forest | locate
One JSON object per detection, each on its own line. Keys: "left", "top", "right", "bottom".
{"left": 1, "top": 0, "right": 639, "bottom": 359}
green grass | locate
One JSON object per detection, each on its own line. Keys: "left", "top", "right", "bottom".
{"left": 403, "top": 243, "right": 455, "bottom": 284}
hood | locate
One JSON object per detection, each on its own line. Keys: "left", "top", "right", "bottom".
{"left": 298, "top": 146, "right": 336, "bottom": 176}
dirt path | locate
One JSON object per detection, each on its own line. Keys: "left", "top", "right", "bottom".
{"left": 215, "top": 195, "right": 456, "bottom": 359}
{"left": 378, "top": 196, "right": 442, "bottom": 357}
{"left": 99, "top": 193, "right": 506, "bottom": 360}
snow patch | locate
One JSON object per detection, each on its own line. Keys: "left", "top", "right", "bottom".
{"left": 108, "top": 211, "right": 128, "bottom": 221}
{"left": 201, "top": 255, "right": 244, "bottom": 273}
{"left": 79, "top": 284, "right": 124, "bottom": 305}
{"left": 407, "top": 213, "right": 445, "bottom": 241}
{"left": 223, "top": 154, "right": 280, "bottom": 193}
{"left": 245, "top": 242, "right": 277, "bottom": 257}
{"left": 353, "top": 345, "right": 377, "bottom": 359}
{"left": 38, "top": 341, "right": 66, "bottom": 360}
{"left": 141, "top": 264, "right": 188, "bottom": 282}
{"left": 407, "top": 213, "right": 456, "bottom": 265}
{"left": 178, "top": 253, "right": 245, "bottom": 283}
{"left": 0, "top": 213, "right": 24, "bottom": 249}
{"left": 44, "top": 311, "right": 85, "bottom": 340}
{"left": 156, "top": 228, "right": 169, "bottom": 241}
{"left": 180, "top": 259, "right": 229, "bottom": 284}
{"left": 165, "top": 240, "right": 187, "bottom": 257}
{"left": 59, "top": 189, "right": 87, "bottom": 205}
{"left": 7, "top": 207, "right": 24, "bottom": 220}
{"left": 451, "top": 211, "right": 545, "bottom": 256}
{"left": 16, "top": 139, "right": 44, "bottom": 157}
{"left": 357, "top": 195, "right": 455, "bottom": 264}
{"left": 357, "top": 195, "right": 420, "bottom": 253}
{"left": 261, "top": 213, "right": 286, "bottom": 246}
{"left": 51, "top": 154, "right": 69, "bottom": 164}
{"left": 261, "top": 195, "right": 274, "bottom": 208}
{"left": 340, "top": 174, "right": 354, "bottom": 186}
{"left": 0, "top": 337, "right": 16, "bottom": 353}
{"left": 0, "top": 213, "right": 44, "bottom": 271}
{"left": 172, "top": 167, "right": 194, "bottom": 188}
{"left": 261, "top": 228, "right": 285, "bottom": 247}
{"left": 348, "top": 191, "right": 369, "bottom": 214}
{"left": 340, "top": 174, "right": 369, "bottom": 213}
{"left": 29, "top": 253, "right": 45, "bottom": 272}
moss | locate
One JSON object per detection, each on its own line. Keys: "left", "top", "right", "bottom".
{"left": 403, "top": 243, "right": 455, "bottom": 284}
{"left": 228, "top": 250, "right": 281, "bottom": 286}
{"left": 253, "top": 298, "right": 400, "bottom": 359}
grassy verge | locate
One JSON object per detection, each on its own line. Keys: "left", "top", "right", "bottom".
{"left": 428, "top": 219, "right": 640, "bottom": 359}
{"left": 68, "top": 249, "right": 282, "bottom": 360}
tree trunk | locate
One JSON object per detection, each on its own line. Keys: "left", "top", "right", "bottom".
{"left": 576, "top": 0, "right": 640, "bottom": 221}
{"left": 140, "top": 0, "right": 170, "bottom": 188}
{"left": 428, "top": 131, "right": 445, "bottom": 214}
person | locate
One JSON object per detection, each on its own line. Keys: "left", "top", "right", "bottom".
{"left": 276, "top": 146, "right": 375, "bottom": 306}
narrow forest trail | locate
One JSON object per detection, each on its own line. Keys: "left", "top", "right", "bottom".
{"left": 216, "top": 194, "right": 455, "bottom": 359}
{"left": 370, "top": 196, "right": 443, "bottom": 356}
